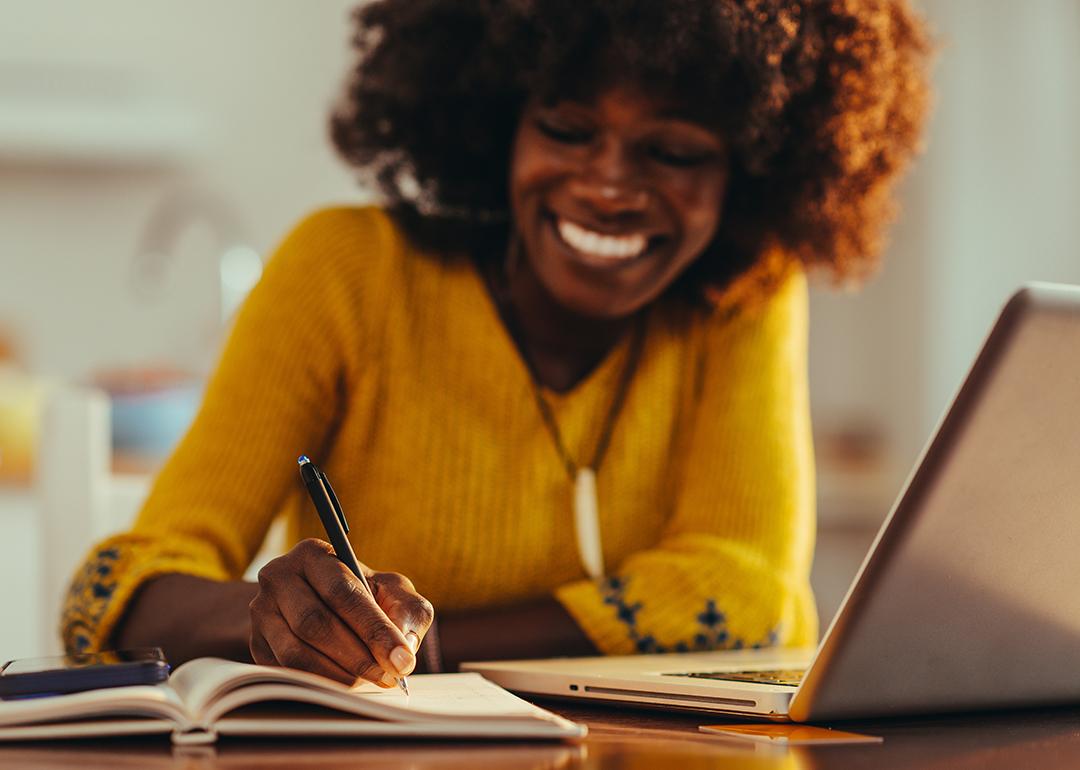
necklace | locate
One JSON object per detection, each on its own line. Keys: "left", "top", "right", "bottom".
{"left": 485, "top": 259, "right": 647, "bottom": 580}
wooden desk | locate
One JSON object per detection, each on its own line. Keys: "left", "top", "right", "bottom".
{"left": 3, "top": 701, "right": 1080, "bottom": 769}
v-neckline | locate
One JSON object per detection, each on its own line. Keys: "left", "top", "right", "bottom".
{"left": 464, "top": 257, "right": 640, "bottom": 401}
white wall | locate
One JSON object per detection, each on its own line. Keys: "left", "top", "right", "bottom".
{"left": 805, "top": 0, "right": 1080, "bottom": 622}
{"left": 0, "top": 0, "right": 361, "bottom": 380}
{"left": 808, "top": 0, "right": 1080, "bottom": 511}
{"left": 921, "top": 1, "right": 1080, "bottom": 424}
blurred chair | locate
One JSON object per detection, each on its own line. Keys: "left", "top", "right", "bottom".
{"left": 36, "top": 385, "right": 283, "bottom": 655}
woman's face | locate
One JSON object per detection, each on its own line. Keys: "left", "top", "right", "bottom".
{"left": 509, "top": 84, "right": 729, "bottom": 319}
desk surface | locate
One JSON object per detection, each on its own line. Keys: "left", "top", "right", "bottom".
{"left": 3, "top": 701, "right": 1080, "bottom": 769}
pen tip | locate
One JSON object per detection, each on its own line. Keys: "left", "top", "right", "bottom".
{"left": 297, "top": 455, "right": 310, "bottom": 465}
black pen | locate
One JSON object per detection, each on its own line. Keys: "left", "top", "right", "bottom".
{"left": 297, "top": 455, "right": 410, "bottom": 697}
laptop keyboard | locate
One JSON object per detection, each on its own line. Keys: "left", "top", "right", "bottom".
{"left": 664, "top": 669, "right": 805, "bottom": 687}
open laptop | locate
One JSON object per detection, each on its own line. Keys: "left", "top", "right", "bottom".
{"left": 464, "top": 282, "right": 1080, "bottom": 721}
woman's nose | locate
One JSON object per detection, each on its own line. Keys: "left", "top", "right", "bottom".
{"left": 569, "top": 138, "right": 649, "bottom": 215}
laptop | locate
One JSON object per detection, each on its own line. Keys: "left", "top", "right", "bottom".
{"left": 464, "top": 282, "right": 1080, "bottom": 721}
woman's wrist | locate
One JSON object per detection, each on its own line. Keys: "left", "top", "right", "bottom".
{"left": 114, "top": 574, "right": 258, "bottom": 665}
{"left": 435, "top": 596, "right": 596, "bottom": 671}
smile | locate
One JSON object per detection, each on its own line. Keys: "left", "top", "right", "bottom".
{"left": 554, "top": 217, "right": 649, "bottom": 261}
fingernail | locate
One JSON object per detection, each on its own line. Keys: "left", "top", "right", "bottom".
{"left": 390, "top": 645, "right": 415, "bottom": 676}
{"left": 379, "top": 672, "right": 398, "bottom": 688}
{"left": 405, "top": 631, "right": 420, "bottom": 653}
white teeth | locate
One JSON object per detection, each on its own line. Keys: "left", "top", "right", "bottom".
{"left": 556, "top": 218, "right": 648, "bottom": 260}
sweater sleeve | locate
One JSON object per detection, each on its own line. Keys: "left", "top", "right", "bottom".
{"left": 61, "top": 208, "right": 378, "bottom": 654}
{"left": 555, "top": 268, "right": 818, "bottom": 655}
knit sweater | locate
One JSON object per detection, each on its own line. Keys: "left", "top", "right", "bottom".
{"left": 62, "top": 206, "right": 817, "bottom": 656}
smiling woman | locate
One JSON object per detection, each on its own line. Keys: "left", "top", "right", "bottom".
{"left": 62, "top": 0, "right": 932, "bottom": 685}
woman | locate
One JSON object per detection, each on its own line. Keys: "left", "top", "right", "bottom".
{"left": 63, "top": 0, "right": 930, "bottom": 688}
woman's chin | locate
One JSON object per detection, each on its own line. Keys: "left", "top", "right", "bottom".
{"left": 542, "top": 281, "right": 645, "bottom": 321}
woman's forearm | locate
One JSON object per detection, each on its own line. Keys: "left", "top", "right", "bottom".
{"left": 436, "top": 596, "right": 597, "bottom": 671}
{"left": 115, "top": 575, "right": 595, "bottom": 671}
{"left": 114, "top": 574, "right": 258, "bottom": 665}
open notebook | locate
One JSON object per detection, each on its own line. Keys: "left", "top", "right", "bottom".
{"left": 0, "top": 658, "right": 585, "bottom": 744}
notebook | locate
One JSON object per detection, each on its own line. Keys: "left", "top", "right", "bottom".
{"left": 0, "top": 658, "right": 585, "bottom": 744}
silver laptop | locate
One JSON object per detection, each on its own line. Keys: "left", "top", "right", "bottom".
{"left": 465, "top": 282, "right": 1080, "bottom": 721}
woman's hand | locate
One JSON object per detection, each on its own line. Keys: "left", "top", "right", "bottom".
{"left": 249, "top": 538, "right": 435, "bottom": 686}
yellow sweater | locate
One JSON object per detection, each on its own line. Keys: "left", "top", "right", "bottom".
{"left": 63, "top": 207, "right": 817, "bottom": 656}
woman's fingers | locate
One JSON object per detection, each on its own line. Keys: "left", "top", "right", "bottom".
{"left": 370, "top": 571, "right": 436, "bottom": 648}
{"left": 249, "top": 630, "right": 274, "bottom": 666}
{"left": 252, "top": 609, "right": 360, "bottom": 686}
{"left": 301, "top": 548, "right": 417, "bottom": 678}
{"left": 268, "top": 576, "right": 390, "bottom": 686}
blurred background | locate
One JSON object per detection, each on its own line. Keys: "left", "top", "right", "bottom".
{"left": 1, "top": 0, "right": 1078, "bottom": 659}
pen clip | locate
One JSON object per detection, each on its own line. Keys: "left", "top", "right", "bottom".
{"left": 318, "top": 469, "right": 350, "bottom": 534}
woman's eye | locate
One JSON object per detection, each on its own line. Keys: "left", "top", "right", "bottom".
{"left": 535, "top": 118, "right": 593, "bottom": 145}
{"left": 648, "top": 145, "right": 714, "bottom": 168}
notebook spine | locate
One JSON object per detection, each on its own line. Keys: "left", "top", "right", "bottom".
{"left": 171, "top": 727, "right": 218, "bottom": 746}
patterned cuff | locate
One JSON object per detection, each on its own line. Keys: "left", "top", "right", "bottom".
{"left": 61, "top": 539, "right": 231, "bottom": 654}
{"left": 555, "top": 574, "right": 783, "bottom": 656}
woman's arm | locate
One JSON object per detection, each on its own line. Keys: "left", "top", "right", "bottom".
{"left": 437, "top": 597, "right": 597, "bottom": 671}
{"left": 115, "top": 572, "right": 595, "bottom": 674}
{"left": 115, "top": 574, "right": 257, "bottom": 663}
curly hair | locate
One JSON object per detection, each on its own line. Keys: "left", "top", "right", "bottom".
{"left": 331, "top": 0, "right": 932, "bottom": 305}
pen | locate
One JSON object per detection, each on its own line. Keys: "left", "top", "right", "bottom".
{"left": 297, "top": 455, "right": 410, "bottom": 697}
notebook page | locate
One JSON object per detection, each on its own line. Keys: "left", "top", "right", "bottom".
{"left": 170, "top": 658, "right": 380, "bottom": 715}
{"left": 199, "top": 672, "right": 565, "bottom": 726}
{"left": 0, "top": 684, "right": 187, "bottom": 728}
{"left": 348, "top": 673, "right": 547, "bottom": 719}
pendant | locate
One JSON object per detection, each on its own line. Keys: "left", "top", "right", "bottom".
{"left": 574, "top": 467, "right": 605, "bottom": 579}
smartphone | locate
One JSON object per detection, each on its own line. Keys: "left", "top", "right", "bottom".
{"left": 0, "top": 648, "right": 170, "bottom": 698}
